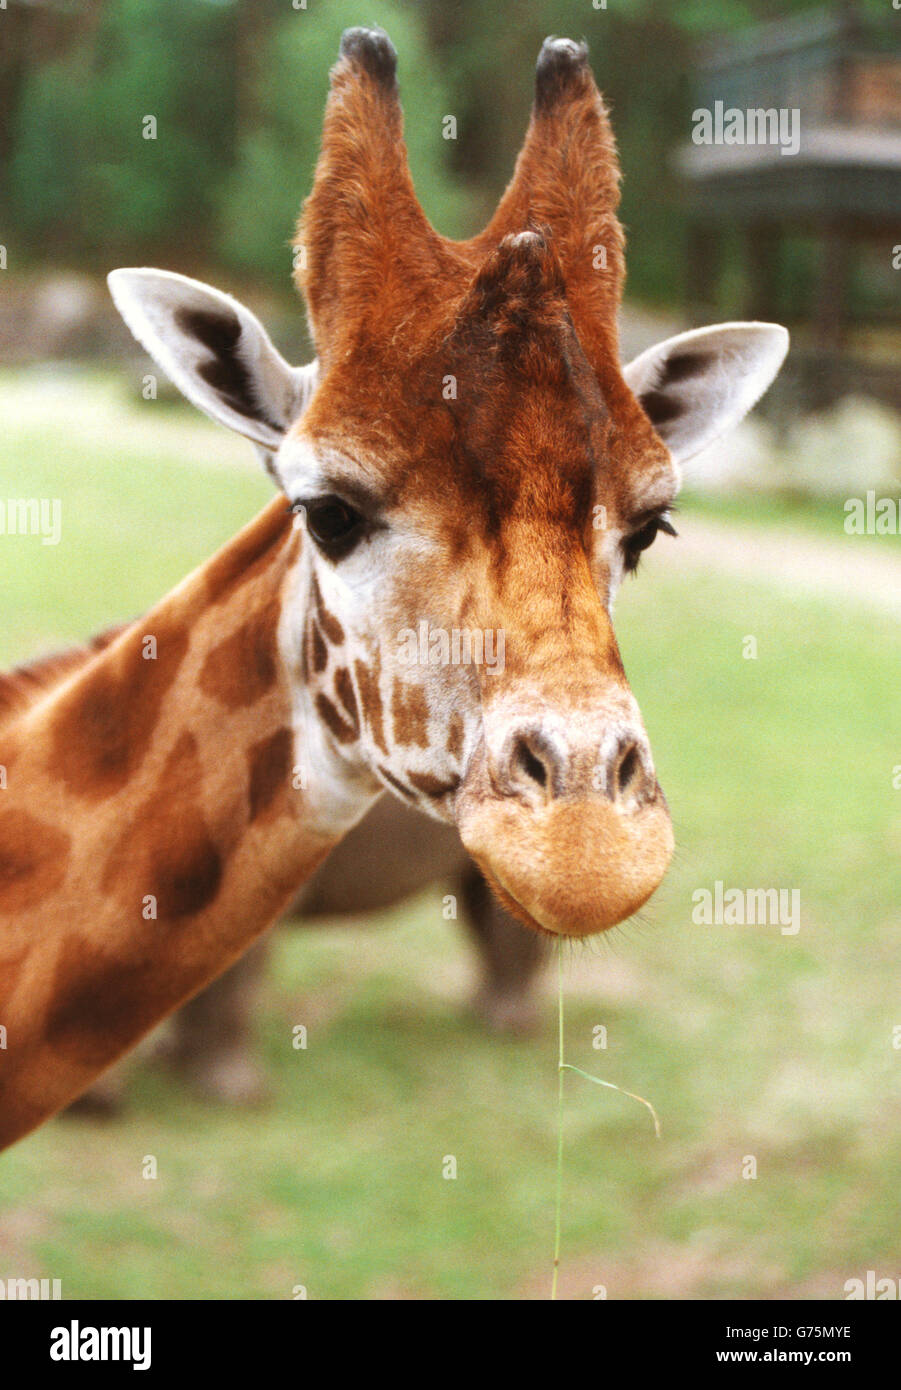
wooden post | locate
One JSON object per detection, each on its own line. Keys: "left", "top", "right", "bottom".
{"left": 746, "top": 223, "right": 780, "bottom": 322}
{"left": 685, "top": 220, "right": 720, "bottom": 326}
{"left": 816, "top": 223, "right": 851, "bottom": 353}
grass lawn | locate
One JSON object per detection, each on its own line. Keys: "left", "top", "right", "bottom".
{"left": 679, "top": 487, "right": 901, "bottom": 547}
{"left": 1, "top": 369, "right": 899, "bottom": 1299}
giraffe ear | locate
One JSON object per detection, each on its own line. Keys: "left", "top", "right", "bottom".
{"left": 107, "top": 268, "right": 318, "bottom": 451}
{"left": 623, "top": 323, "right": 789, "bottom": 465}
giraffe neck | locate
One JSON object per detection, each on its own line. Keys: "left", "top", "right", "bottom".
{"left": 0, "top": 498, "right": 361, "bottom": 1148}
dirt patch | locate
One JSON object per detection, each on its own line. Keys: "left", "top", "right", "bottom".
{"left": 519, "top": 1240, "right": 787, "bottom": 1300}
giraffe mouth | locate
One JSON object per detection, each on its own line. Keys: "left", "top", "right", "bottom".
{"left": 455, "top": 743, "right": 674, "bottom": 938}
{"left": 468, "top": 864, "right": 557, "bottom": 939}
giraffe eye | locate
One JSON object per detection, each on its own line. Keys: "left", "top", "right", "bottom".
{"left": 622, "top": 512, "right": 677, "bottom": 575}
{"left": 302, "top": 496, "right": 365, "bottom": 559}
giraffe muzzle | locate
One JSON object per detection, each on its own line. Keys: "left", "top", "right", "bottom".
{"left": 455, "top": 723, "right": 674, "bottom": 937}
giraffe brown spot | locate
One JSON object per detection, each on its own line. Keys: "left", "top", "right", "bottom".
{"left": 299, "top": 622, "right": 310, "bottom": 684}
{"left": 446, "top": 712, "right": 464, "bottom": 760}
{"left": 0, "top": 946, "right": 28, "bottom": 1009}
{"left": 0, "top": 622, "right": 127, "bottom": 732}
{"left": 0, "top": 811, "right": 71, "bottom": 913}
{"left": 152, "top": 817, "right": 223, "bottom": 920}
{"left": 377, "top": 765, "right": 416, "bottom": 799}
{"left": 0, "top": 737, "right": 19, "bottom": 777}
{"left": 248, "top": 727, "right": 294, "bottom": 822}
{"left": 45, "top": 933, "right": 200, "bottom": 1068}
{"left": 52, "top": 619, "right": 189, "bottom": 800}
{"left": 310, "top": 622, "right": 328, "bottom": 674}
{"left": 391, "top": 677, "right": 430, "bottom": 748}
{"left": 407, "top": 770, "right": 460, "bottom": 799}
{"left": 354, "top": 655, "right": 387, "bottom": 754}
{"left": 205, "top": 499, "right": 295, "bottom": 608}
{"left": 333, "top": 667, "right": 359, "bottom": 733}
{"left": 199, "top": 599, "right": 280, "bottom": 709}
{"left": 311, "top": 574, "right": 345, "bottom": 645}
{"left": 315, "top": 693, "right": 357, "bottom": 745}
{"left": 101, "top": 733, "right": 223, "bottom": 923}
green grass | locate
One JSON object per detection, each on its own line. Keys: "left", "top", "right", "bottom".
{"left": 0, "top": 367, "right": 271, "bottom": 662}
{"left": 679, "top": 487, "right": 901, "bottom": 547}
{"left": 1, "top": 369, "right": 899, "bottom": 1299}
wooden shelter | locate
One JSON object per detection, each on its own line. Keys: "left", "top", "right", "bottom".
{"left": 677, "top": 4, "right": 901, "bottom": 408}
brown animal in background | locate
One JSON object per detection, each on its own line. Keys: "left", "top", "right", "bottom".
{"left": 0, "top": 30, "right": 787, "bottom": 1150}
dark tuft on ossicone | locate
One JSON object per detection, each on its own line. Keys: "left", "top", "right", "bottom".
{"left": 339, "top": 27, "right": 398, "bottom": 87}
{"left": 534, "top": 36, "right": 590, "bottom": 111}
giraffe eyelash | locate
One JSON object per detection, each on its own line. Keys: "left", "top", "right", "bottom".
{"left": 622, "top": 508, "right": 678, "bottom": 575}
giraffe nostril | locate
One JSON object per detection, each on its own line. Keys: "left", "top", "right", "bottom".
{"left": 615, "top": 743, "right": 641, "bottom": 798}
{"left": 514, "top": 738, "right": 548, "bottom": 789}
{"left": 494, "top": 725, "right": 651, "bottom": 805}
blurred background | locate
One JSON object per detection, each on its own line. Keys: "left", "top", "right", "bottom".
{"left": 1, "top": 0, "right": 899, "bottom": 1300}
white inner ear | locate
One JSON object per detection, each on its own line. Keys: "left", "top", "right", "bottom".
{"left": 108, "top": 267, "right": 318, "bottom": 450}
{"left": 623, "top": 322, "right": 789, "bottom": 465}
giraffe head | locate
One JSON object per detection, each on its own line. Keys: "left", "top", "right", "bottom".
{"left": 109, "top": 30, "right": 787, "bottom": 937}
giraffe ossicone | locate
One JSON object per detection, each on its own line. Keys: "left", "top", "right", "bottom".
{"left": 0, "top": 28, "right": 787, "bottom": 1149}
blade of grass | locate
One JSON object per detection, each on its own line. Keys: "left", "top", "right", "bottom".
{"left": 559, "top": 1065, "right": 662, "bottom": 1140}
{"left": 551, "top": 938, "right": 661, "bottom": 1300}
{"left": 551, "top": 941, "right": 565, "bottom": 1301}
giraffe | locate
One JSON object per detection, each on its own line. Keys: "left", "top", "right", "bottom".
{"left": 0, "top": 29, "right": 788, "bottom": 1151}
{"left": 71, "top": 794, "right": 547, "bottom": 1116}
